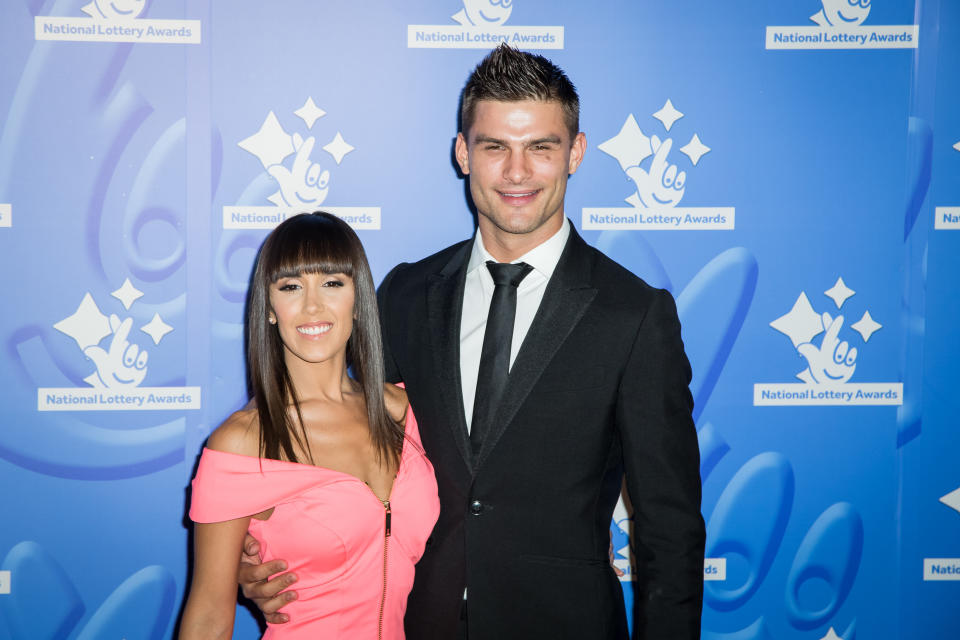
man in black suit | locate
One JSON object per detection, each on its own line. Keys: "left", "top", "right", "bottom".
{"left": 240, "top": 44, "right": 704, "bottom": 639}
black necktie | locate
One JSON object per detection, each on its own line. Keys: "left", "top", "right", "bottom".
{"left": 470, "top": 260, "right": 534, "bottom": 458}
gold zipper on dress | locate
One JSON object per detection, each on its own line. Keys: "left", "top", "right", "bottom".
{"left": 378, "top": 499, "right": 391, "bottom": 640}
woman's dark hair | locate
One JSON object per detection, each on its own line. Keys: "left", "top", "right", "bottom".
{"left": 246, "top": 211, "right": 402, "bottom": 467}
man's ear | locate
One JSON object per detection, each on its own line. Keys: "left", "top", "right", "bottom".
{"left": 568, "top": 132, "right": 587, "bottom": 175}
{"left": 455, "top": 132, "right": 471, "bottom": 175}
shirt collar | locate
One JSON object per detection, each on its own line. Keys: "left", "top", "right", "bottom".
{"left": 467, "top": 217, "right": 570, "bottom": 280}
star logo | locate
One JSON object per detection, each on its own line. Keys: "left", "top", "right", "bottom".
{"left": 51, "top": 281, "right": 175, "bottom": 390}
{"left": 851, "top": 310, "right": 881, "bottom": 342}
{"left": 236, "top": 100, "right": 359, "bottom": 209}
{"left": 597, "top": 99, "right": 711, "bottom": 211}
{"left": 54, "top": 294, "right": 112, "bottom": 350}
{"left": 141, "top": 313, "right": 173, "bottom": 345}
{"left": 111, "top": 278, "right": 143, "bottom": 311}
{"left": 770, "top": 292, "right": 823, "bottom": 348}
{"left": 652, "top": 99, "right": 683, "bottom": 131}
{"left": 824, "top": 277, "right": 855, "bottom": 308}
{"left": 679, "top": 134, "right": 710, "bottom": 166}
{"left": 323, "top": 132, "right": 355, "bottom": 165}
{"left": 769, "top": 278, "right": 888, "bottom": 386}
{"left": 597, "top": 115, "right": 651, "bottom": 172}
{"left": 294, "top": 97, "right": 326, "bottom": 129}
{"left": 238, "top": 112, "right": 295, "bottom": 170}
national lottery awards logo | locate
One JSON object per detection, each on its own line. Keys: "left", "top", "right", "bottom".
{"left": 35, "top": 0, "right": 200, "bottom": 44}
{"left": 934, "top": 140, "right": 960, "bottom": 230}
{"left": 39, "top": 279, "right": 200, "bottom": 411}
{"left": 583, "top": 99, "right": 734, "bottom": 231}
{"left": 753, "top": 277, "right": 902, "bottom": 406}
{"left": 766, "top": 0, "right": 917, "bottom": 50}
{"left": 611, "top": 496, "right": 725, "bottom": 584}
{"left": 407, "top": 0, "right": 563, "bottom": 50}
{"left": 224, "top": 98, "right": 379, "bottom": 231}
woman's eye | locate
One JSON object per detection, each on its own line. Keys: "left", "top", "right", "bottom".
{"left": 324, "top": 280, "right": 344, "bottom": 288}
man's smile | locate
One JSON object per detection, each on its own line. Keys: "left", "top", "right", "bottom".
{"left": 497, "top": 189, "right": 540, "bottom": 203}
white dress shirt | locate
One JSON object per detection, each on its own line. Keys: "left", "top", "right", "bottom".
{"left": 459, "top": 218, "right": 570, "bottom": 433}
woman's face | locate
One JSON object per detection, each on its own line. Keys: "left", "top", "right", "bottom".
{"left": 268, "top": 271, "right": 355, "bottom": 369}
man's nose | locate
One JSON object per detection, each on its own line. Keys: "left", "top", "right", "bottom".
{"left": 503, "top": 150, "right": 531, "bottom": 183}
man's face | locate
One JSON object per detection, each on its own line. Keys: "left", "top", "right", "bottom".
{"left": 456, "top": 100, "right": 585, "bottom": 250}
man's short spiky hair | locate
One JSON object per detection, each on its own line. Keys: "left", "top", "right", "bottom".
{"left": 460, "top": 44, "right": 580, "bottom": 140}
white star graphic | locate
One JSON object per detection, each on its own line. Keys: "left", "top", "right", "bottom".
{"left": 851, "top": 310, "right": 882, "bottom": 342}
{"left": 598, "top": 114, "right": 651, "bottom": 172}
{"left": 679, "top": 133, "right": 710, "bottom": 166}
{"left": 940, "top": 486, "right": 960, "bottom": 514}
{"left": 54, "top": 293, "right": 112, "bottom": 350}
{"left": 238, "top": 112, "right": 295, "bottom": 169}
{"left": 294, "top": 97, "right": 326, "bottom": 129}
{"left": 652, "top": 99, "right": 683, "bottom": 132}
{"left": 953, "top": 141, "right": 960, "bottom": 153}
{"left": 824, "top": 277, "right": 855, "bottom": 309}
{"left": 820, "top": 628, "right": 842, "bottom": 640}
{"left": 323, "top": 132, "right": 355, "bottom": 165}
{"left": 110, "top": 278, "right": 143, "bottom": 310}
{"left": 141, "top": 313, "right": 173, "bottom": 345}
{"left": 770, "top": 292, "right": 824, "bottom": 348}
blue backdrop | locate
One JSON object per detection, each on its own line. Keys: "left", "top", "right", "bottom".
{"left": 1, "top": 1, "right": 958, "bottom": 638}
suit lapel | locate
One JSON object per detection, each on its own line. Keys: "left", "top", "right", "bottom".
{"left": 475, "top": 227, "right": 598, "bottom": 471}
{"left": 426, "top": 241, "right": 474, "bottom": 473}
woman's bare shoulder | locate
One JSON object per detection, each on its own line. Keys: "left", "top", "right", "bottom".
{"left": 207, "top": 408, "right": 260, "bottom": 456}
{"left": 383, "top": 383, "right": 409, "bottom": 423}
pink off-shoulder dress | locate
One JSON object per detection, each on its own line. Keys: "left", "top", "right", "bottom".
{"left": 189, "top": 406, "right": 440, "bottom": 640}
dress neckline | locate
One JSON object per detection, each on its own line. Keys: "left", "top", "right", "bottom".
{"left": 202, "top": 404, "right": 413, "bottom": 494}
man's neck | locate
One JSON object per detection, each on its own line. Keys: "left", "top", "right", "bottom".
{"left": 477, "top": 215, "right": 565, "bottom": 263}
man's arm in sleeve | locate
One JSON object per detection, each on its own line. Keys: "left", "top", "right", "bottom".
{"left": 618, "top": 288, "right": 705, "bottom": 640}
{"left": 376, "top": 263, "right": 405, "bottom": 384}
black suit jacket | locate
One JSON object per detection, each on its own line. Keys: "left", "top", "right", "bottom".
{"left": 378, "top": 225, "right": 704, "bottom": 640}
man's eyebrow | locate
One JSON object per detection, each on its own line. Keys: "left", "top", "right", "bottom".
{"left": 473, "top": 134, "right": 508, "bottom": 145}
{"left": 472, "top": 134, "right": 563, "bottom": 146}
{"left": 527, "top": 136, "right": 562, "bottom": 146}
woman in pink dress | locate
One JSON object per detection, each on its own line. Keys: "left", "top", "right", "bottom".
{"left": 179, "top": 212, "right": 440, "bottom": 640}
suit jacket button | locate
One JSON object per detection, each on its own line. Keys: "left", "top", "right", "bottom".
{"left": 469, "top": 500, "right": 483, "bottom": 515}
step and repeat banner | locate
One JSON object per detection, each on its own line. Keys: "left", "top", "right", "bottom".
{"left": 1, "top": 1, "right": 958, "bottom": 638}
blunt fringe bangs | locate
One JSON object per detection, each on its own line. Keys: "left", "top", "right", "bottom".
{"left": 260, "top": 213, "right": 358, "bottom": 284}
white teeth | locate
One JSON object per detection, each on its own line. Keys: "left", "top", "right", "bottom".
{"left": 297, "top": 325, "right": 331, "bottom": 336}
{"left": 503, "top": 192, "right": 535, "bottom": 198}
